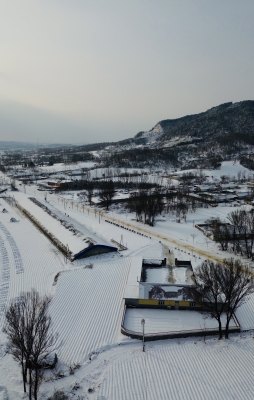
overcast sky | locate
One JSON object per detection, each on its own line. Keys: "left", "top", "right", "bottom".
{"left": 0, "top": 0, "right": 254, "bottom": 144}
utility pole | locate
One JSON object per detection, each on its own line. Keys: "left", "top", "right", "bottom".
{"left": 141, "top": 319, "right": 145, "bottom": 352}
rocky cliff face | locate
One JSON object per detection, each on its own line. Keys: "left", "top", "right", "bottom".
{"left": 104, "top": 101, "right": 254, "bottom": 169}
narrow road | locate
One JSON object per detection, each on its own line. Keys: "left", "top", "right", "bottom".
{"left": 101, "top": 212, "right": 225, "bottom": 263}
{"left": 48, "top": 195, "right": 226, "bottom": 263}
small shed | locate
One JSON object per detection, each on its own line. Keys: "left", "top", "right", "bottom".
{"left": 175, "top": 259, "right": 192, "bottom": 268}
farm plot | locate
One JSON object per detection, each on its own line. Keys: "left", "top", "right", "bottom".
{"left": 50, "top": 257, "right": 132, "bottom": 364}
{"left": 97, "top": 336, "right": 254, "bottom": 400}
{"left": 123, "top": 308, "right": 237, "bottom": 335}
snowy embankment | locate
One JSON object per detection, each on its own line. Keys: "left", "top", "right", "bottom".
{"left": 50, "top": 257, "right": 133, "bottom": 364}
{"left": 12, "top": 192, "right": 91, "bottom": 256}
{"left": 44, "top": 191, "right": 162, "bottom": 258}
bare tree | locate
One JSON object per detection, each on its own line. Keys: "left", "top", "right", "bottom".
{"left": 191, "top": 259, "right": 254, "bottom": 339}
{"left": 227, "top": 210, "right": 254, "bottom": 259}
{"left": 127, "top": 188, "right": 164, "bottom": 226}
{"left": 213, "top": 221, "right": 230, "bottom": 251}
{"left": 3, "top": 300, "right": 27, "bottom": 392}
{"left": 99, "top": 180, "right": 115, "bottom": 210}
{"left": 190, "top": 260, "right": 226, "bottom": 339}
{"left": 86, "top": 182, "right": 94, "bottom": 206}
{"left": 222, "top": 259, "right": 254, "bottom": 338}
{"left": 3, "top": 290, "right": 58, "bottom": 399}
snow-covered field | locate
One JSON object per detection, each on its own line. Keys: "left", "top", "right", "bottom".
{"left": 38, "top": 161, "right": 96, "bottom": 173}
{"left": 32, "top": 334, "right": 254, "bottom": 400}
{"left": 176, "top": 160, "right": 254, "bottom": 180}
{"left": 1, "top": 158, "right": 254, "bottom": 399}
{"left": 50, "top": 257, "right": 131, "bottom": 364}
{"left": 0, "top": 198, "right": 66, "bottom": 330}
{"left": 95, "top": 336, "right": 254, "bottom": 400}
{"left": 124, "top": 308, "right": 238, "bottom": 335}
{"left": 145, "top": 267, "right": 170, "bottom": 283}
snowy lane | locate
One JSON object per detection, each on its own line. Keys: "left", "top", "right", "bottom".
{"left": 50, "top": 257, "right": 131, "bottom": 364}
{"left": 104, "top": 213, "right": 226, "bottom": 263}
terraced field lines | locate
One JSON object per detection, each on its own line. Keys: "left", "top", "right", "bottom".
{"left": 98, "top": 341, "right": 254, "bottom": 399}
{"left": 0, "top": 223, "right": 24, "bottom": 274}
{"left": 51, "top": 258, "right": 131, "bottom": 364}
{"left": 0, "top": 233, "right": 10, "bottom": 328}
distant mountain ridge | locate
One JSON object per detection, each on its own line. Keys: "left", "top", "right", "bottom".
{"left": 124, "top": 100, "right": 254, "bottom": 148}
{"left": 105, "top": 100, "right": 254, "bottom": 169}
{"left": 0, "top": 141, "right": 37, "bottom": 150}
{"left": 0, "top": 141, "right": 71, "bottom": 151}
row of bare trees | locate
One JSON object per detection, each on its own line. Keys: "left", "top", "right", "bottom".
{"left": 127, "top": 189, "right": 164, "bottom": 226}
{"left": 214, "top": 209, "right": 254, "bottom": 259}
{"left": 127, "top": 190, "right": 202, "bottom": 226}
{"left": 164, "top": 194, "right": 200, "bottom": 222}
{"left": 3, "top": 290, "right": 57, "bottom": 400}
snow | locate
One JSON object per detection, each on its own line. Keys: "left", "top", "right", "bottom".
{"left": 143, "top": 265, "right": 193, "bottom": 286}
{"left": 0, "top": 197, "right": 67, "bottom": 331}
{"left": 124, "top": 308, "right": 238, "bottom": 334}
{"left": 30, "top": 334, "right": 254, "bottom": 400}
{"left": 38, "top": 161, "right": 96, "bottom": 173}
{"left": 124, "top": 257, "right": 142, "bottom": 299}
{"left": 235, "top": 292, "right": 254, "bottom": 330}
{"left": 176, "top": 160, "right": 254, "bottom": 180}
{"left": 173, "top": 266, "right": 192, "bottom": 285}
{"left": 145, "top": 267, "right": 169, "bottom": 283}
{"left": 12, "top": 192, "right": 111, "bottom": 256}
{"left": 96, "top": 336, "right": 254, "bottom": 400}
{"left": 2, "top": 160, "right": 254, "bottom": 399}
{"left": 108, "top": 201, "right": 251, "bottom": 268}
{"left": 43, "top": 192, "right": 162, "bottom": 259}
{"left": 50, "top": 257, "right": 131, "bottom": 364}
